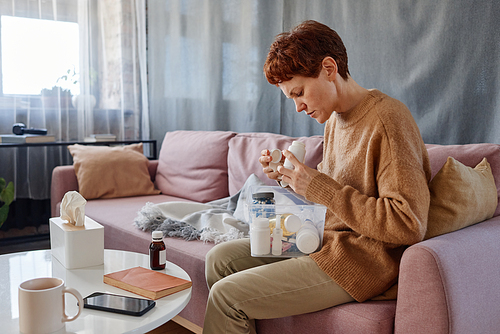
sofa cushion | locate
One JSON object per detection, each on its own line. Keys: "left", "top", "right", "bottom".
{"left": 426, "top": 143, "right": 500, "bottom": 216}
{"left": 67, "top": 143, "right": 160, "bottom": 200}
{"left": 155, "top": 131, "right": 237, "bottom": 203}
{"left": 424, "top": 157, "right": 497, "bottom": 239}
{"left": 227, "top": 132, "right": 324, "bottom": 195}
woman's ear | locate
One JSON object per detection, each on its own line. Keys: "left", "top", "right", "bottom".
{"left": 322, "top": 57, "right": 338, "bottom": 80}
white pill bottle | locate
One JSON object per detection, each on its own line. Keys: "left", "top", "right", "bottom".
{"left": 296, "top": 222, "right": 320, "bottom": 254}
{"left": 280, "top": 141, "right": 306, "bottom": 187}
{"left": 250, "top": 218, "right": 271, "bottom": 256}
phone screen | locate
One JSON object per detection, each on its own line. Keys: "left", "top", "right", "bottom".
{"left": 83, "top": 292, "right": 156, "bottom": 316}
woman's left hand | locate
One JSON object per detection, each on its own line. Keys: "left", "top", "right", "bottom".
{"left": 278, "top": 150, "right": 320, "bottom": 196}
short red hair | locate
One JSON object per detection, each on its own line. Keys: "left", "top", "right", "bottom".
{"left": 264, "top": 20, "right": 350, "bottom": 85}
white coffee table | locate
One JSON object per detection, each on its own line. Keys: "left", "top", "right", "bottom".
{"left": 0, "top": 249, "right": 192, "bottom": 334}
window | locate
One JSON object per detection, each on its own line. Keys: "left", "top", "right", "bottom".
{"left": 1, "top": 15, "right": 79, "bottom": 96}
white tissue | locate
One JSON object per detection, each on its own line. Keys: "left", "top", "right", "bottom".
{"left": 60, "top": 191, "right": 87, "bottom": 227}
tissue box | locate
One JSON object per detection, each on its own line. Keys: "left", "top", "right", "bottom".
{"left": 245, "top": 186, "right": 327, "bottom": 258}
{"left": 50, "top": 216, "right": 104, "bottom": 269}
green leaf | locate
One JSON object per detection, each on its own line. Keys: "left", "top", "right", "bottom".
{"left": 4, "top": 182, "right": 14, "bottom": 205}
{"left": 0, "top": 181, "right": 14, "bottom": 206}
{"left": 0, "top": 204, "right": 9, "bottom": 228}
{"left": 0, "top": 177, "right": 5, "bottom": 190}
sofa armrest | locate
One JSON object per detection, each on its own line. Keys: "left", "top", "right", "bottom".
{"left": 51, "top": 165, "right": 79, "bottom": 217}
{"left": 395, "top": 216, "right": 500, "bottom": 333}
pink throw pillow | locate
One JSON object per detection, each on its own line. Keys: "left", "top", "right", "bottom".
{"left": 155, "top": 131, "right": 237, "bottom": 203}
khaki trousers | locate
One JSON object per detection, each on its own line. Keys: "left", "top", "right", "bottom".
{"left": 202, "top": 239, "right": 355, "bottom": 334}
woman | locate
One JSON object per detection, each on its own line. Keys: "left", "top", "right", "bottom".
{"left": 202, "top": 20, "right": 431, "bottom": 334}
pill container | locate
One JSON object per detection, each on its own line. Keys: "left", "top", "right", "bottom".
{"left": 251, "top": 192, "right": 275, "bottom": 219}
{"left": 245, "top": 186, "right": 326, "bottom": 258}
{"left": 250, "top": 218, "right": 271, "bottom": 256}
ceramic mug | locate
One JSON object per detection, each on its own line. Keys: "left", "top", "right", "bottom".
{"left": 18, "top": 277, "right": 83, "bottom": 334}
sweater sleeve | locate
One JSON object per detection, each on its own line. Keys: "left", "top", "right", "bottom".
{"left": 306, "top": 162, "right": 430, "bottom": 246}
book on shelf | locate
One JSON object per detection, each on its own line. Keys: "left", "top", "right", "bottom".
{"left": 0, "top": 134, "right": 56, "bottom": 143}
{"left": 84, "top": 134, "right": 117, "bottom": 142}
{"left": 103, "top": 266, "right": 192, "bottom": 300}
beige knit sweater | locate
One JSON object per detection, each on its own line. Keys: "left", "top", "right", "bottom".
{"left": 305, "top": 89, "right": 431, "bottom": 302}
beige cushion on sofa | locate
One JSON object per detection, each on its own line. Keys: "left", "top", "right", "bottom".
{"left": 68, "top": 143, "right": 160, "bottom": 200}
{"left": 424, "top": 157, "right": 497, "bottom": 239}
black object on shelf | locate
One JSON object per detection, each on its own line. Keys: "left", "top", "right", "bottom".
{"left": 12, "top": 123, "right": 48, "bottom": 135}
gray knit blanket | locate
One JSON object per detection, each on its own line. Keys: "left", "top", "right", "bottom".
{"left": 133, "top": 174, "right": 266, "bottom": 244}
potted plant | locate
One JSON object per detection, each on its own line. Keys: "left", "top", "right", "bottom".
{"left": 40, "top": 86, "right": 72, "bottom": 109}
{"left": 40, "top": 66, "right": 79, "bottom": 109}
{"left": 0, "top": 177, "right": 14, "bottom": 228}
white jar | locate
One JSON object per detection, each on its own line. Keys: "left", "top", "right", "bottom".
{"left": 296, "top": 223, "right": 320, "bottom": 254}
{"left": 281, "top": 141, "right": 306, "bottom": 187}
{"left": 251, "top": 218, "right": 270, "bottom": 256}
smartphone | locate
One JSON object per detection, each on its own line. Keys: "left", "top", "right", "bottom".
{"left": 83, "top": 292, "right": 156, "bottom": 316}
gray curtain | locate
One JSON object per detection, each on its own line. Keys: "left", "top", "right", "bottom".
{"left": 148, "top": 0, "right": 500, "bottom": 147}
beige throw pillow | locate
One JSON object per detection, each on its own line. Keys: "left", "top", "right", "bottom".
{"left": 425, "top": 157, "right": 498, "bottom": 239}
{"left": 68, "top": 143, "right": 160, "bottom": 200}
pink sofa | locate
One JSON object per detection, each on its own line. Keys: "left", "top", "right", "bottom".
{"left": 51, "top": 131, "right": 500, "bottom": 333}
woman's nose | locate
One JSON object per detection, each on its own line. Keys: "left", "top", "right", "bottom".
{"left": 295, "top": 101, "right": 306, "bottom": 113}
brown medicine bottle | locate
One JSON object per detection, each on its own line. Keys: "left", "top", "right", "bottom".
{"left": 150, "top": 231, "right": 166, "bottom": 270}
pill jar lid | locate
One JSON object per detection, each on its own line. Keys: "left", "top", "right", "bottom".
{"left": 270, "top": 149, "right": 282, "bottom": 163}
{"left": 253, "top": 218, "right": 270, "bottom": 228}
{"left": 152, "top": 231, "right": 163, "bottom": 240}
{"left": 252, "top": 192, "right": 274, "bottom": 199}
{"left": 284, "top": 215, "right": 302, "bottom": 233}
{"left": 291, "top": 141, "right": 305, "bottom": 148}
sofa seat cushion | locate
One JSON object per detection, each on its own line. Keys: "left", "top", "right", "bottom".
{"left": 227, "top": 132, "right": 324, "bottom": 195}
{"left": 85, "top": 194, "right": 197, "bottom": 253}
{"left": 256, "top": 300, "right": 396, "bottom": 334}
{"left": 426, "top": 143, "right": 500, "bottom": 216}
{"left": 155, "top": 131, "right": 237, "bottom": 203}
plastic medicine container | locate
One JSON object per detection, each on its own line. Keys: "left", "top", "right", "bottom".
{"left": 245, "top": 186, "right": 327, "bottom": 258}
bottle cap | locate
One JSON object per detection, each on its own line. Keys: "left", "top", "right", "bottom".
{"left": 252, "top": 192, "right": 274, "bottom": 199}
{"left": 284, "top": 215, "right": 302, "bottom": 233}
{"left": 291, "top": 141, "right": 305, "bottom": 148}
{"left": 152, "top": 231, "right": 163, "bottom": 239}
{"left": 269, "top": 149, "right": 282, "bottom": 163}
{"left": 253, "top": 218, "right": 270, "bottom": 229}
{"left": 274, "top": 215, "right": 281, "bottom": 230}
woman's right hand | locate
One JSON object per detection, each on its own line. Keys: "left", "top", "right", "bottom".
{"left": 259, "top": 149, "right": 283, "bottom": 181}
